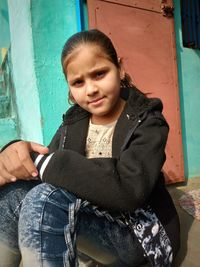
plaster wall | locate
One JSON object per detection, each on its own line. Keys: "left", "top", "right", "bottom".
{"left": 31, "top": 0, "right": 78, "bottom": 145}
{"left": 0, "top": 118, "right": 18, "bottom": 146}
{"left": 0, "top": 0, "right": 19, "bottom": 147}
{"left": 7, "top": 0, "right": 43, "bottom": 143}
{"left": 0, "top": 0, "right": 10, "bottom": 62}
{"left": 174, "top": 0, "right": 200, "bottom": 178}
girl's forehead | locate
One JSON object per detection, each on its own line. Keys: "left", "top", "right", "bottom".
{"left": 65, "top": 44, "right": 110, "bottom": 65}
{"left": 75, "top": 43, "right": 105, "bottom": 55}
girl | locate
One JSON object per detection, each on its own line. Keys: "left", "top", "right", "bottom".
{"left": 0, "top": 29, "right": 180, "bottom": 267}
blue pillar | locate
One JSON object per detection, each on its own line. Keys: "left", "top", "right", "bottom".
{"left": 76, "top": 0, "right": 88, "bottom": 31}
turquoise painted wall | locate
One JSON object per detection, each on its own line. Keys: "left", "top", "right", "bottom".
{"left": 0, "top": 0, "right": 10, "bottom": 63}
{"left": 7, "top": 0, "right": 43, "bottom": 143}
{"left": 174, "top": 0, "right": 200, "bottom": 178}
{"left": 0, "top": 118, "right": 18, "bottom": 146}
{"left": 5, "top": 0, "right": 84, "bottom": 146}
{"left": 31, "top": 0, "right": 78, "bottom": 145}
{"left": 0, "top": 0, "right": 19, "bottom": 148}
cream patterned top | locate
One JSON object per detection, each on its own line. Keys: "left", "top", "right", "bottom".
{"left": 85, "top": 120, "right": 117, "bottom": 159}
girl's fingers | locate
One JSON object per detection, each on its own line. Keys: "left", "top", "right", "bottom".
{"left": 9, "top": 158, "right": 32, "bottom": 178}
{"left": 3, "top": 151, "right": 23, "bottom": 176}
{"left": 1, "top": 154, "right": 37, "bottom": 181}
{"left": 0, "top": 163, "right": 16, "bottom": 184}
{"left": 29, "top": 142, "right": 49, "bottom": 154}
{"left": 1, "top": 144, "right": 36, "bottom": 180}
{"left": 10, "top": 141, "right": 38, "bottom": 178}
{"left": 0, "top": 156, "right": 16, "bottom": 183}
{"left": 0, "top": 140, "right": 47, "bottom": 180}
{"left": 17, "top": 148, "right": 38, "bottom": 178}
{"left": 3, "top": 150, "right": 29, "bottom": 178}
{"left": 16, "top": 141, "right": 48, "bottom": 177}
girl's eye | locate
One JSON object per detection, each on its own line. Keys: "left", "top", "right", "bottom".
{"left": 95, "top": 71, "right": 106, "bottom": 79}
{"left": 72, "top": 79, "right": 84, "bottom": 87}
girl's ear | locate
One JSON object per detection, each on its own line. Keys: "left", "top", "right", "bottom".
{"left": 120, "top": 67, "right": 125, "bottom": 80}
{"left": 68, "top": 90, "right": 76, "bottom": 105}
{"left": 118, "top": 57, "right": 125, "bottom": 80}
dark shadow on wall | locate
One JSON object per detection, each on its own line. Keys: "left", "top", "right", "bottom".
{"left": 167, "top": 184, "right": 195, "bottom": 267}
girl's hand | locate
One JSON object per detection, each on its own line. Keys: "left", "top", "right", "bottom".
{"left": 0, "top": 141, "right": 49, "bottom": 186}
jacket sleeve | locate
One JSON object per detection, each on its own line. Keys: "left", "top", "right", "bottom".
{"left": 32, "top": 114, "right": 169, "bottom": 212}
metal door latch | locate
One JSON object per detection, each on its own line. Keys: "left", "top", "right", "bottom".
{"left": 161, "top": 0, "right": 174, "bottom": 17}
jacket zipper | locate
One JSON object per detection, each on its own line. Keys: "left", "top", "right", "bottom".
{"left": 59, "top": 125, "right": 68, "bottom": 150}
{"left": 120, "top": 111, "right": 148, "bottom": 153}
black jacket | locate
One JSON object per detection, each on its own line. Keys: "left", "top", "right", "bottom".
{"left": 32, "top": 87, "right": 180, "bottom": 255}
{"left": 37, "top": 88, "right": 167, "bottom": 210}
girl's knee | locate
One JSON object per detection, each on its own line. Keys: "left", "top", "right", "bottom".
{"left": 18, "top": 183, "right": 76, "bottom": 257}
{"left": 19, "top": 183, "right": 76, "bottom": 229}
{"left": 21, "top": 182, "right": 76, "bottom": 208}
{"left": 23, "top": 182, "right": 56, "bottom": 201}
{"left": 19, "top": 183, "right": 57, "bottom": 223}
{"left": 18, "top": 183, "right": 58, "bottom": 250}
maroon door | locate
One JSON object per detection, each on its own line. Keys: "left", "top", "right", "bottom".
{"left": 87, "top": 0, "right": 184, "bottom": 183}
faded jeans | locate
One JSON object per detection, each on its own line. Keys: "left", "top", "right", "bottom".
{"left": 0, "top": 181, "right": 146, "bottom": 267}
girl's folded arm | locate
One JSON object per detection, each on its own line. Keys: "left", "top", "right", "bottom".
{"left": 32, "top": 116, "right": 169, "bottom": 212}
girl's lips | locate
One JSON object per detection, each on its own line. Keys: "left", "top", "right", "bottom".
{"left": 89, "top": 97, "right": 105, "bottom": 105}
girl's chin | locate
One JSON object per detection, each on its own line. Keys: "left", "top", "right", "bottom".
{"left": 89, "top": 107, "right": 109, "bottom": 117}
{"left": 90, "top": 111, "right": 118, "bottom": 124}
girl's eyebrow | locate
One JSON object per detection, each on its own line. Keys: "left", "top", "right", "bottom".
{"left": 89, "top": 66, "right": 109, "bottom": 74}
{"left": 68, "top": 66, "right": 109, "bottom": 83}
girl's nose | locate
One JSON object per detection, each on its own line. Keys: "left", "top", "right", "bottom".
{"left": 86, "top": 81, "right": 98, "bottom": 96}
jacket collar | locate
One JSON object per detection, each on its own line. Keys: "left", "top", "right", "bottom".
{"left": 63, "top": 87, "right": 162, "bottom": 124}
{"left": 62, "top": 87, "right": 163, "bottom": 157}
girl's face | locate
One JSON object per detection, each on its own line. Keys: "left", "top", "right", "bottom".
{"left": 65, "top": 44, "right": 125, "bottom": 125}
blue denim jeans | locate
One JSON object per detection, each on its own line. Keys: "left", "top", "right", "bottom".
{"left": 0, "top": 181, "right": 146, "bottom": 267}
